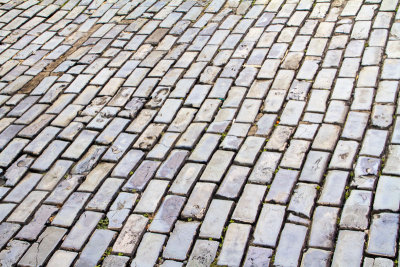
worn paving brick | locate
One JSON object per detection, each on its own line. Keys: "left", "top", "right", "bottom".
{"left": 274, "top": 223, "right": 308, "bottom": 267}
{"left": 332, "top": 230, "right": 365, "bottom": 267}
{"left": 0, "top": 1, "right": 398, "bottom": 264}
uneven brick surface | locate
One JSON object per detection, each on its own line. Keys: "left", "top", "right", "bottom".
{"left": 0, "top": 0, "right": 399, "bottom": 266}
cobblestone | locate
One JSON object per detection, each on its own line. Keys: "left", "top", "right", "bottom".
{"left": 0, "top": 1, "right": 398, "bottom": 266}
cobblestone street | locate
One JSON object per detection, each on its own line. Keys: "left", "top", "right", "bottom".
{"left": 0, "top": 0, "right": 399, "bottom": 266}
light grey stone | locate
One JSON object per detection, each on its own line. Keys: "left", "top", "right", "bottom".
{"left": 199, "top": 199, "right": 233, "bottom": 239}
{"left": 265, "top": 169, "right": 298, "bottom": 204}
{"left": 288, "top": 183, "right": 317, "bottom": 218}
{"left": 163, "top": 221, "right": 199, "bottom": 260}
{"left": 309, "top": 206, "right": 339, "bottom": 249}
{"left": 367, "top": 213, "right": 399, "bottom": 257}
{"left": 274, "top": 223, "right": 308, "bottom": 267}
{"left": 75, "top": 229, "right": 116, "bottom": 267}
{"left": 113, "top": 214, "right": 148, "bottom": 255}
{"left": 134, "top": 180, "right": 169, "bottom": 213}
{"left": 218, "top": 223, "right": 251, "bottom": 266}
{"left": 187, "top": 240, "right": 219, "bottom": 267}
{"left": 340, "top": 190, "right": 372, "bottom": 230}
{"left": 332, "top": 230, "right": 365, "bottom": 267}
{"left": 318, "top": 171, "right": 349, "bottom": 206}
{"left": 373, "top": 176, "right": 400, "bottom": 212}
{"left": 253, "top": 204, "right": 286, "bottom": 247}
{"left": 216, "top": 165, "right": 250, "bottom": 199}
{"left": 18, "top": 227, "right": 67, "bottom": 267}
{"left": 130, "top": 233, "right": 166, "bottom": 267}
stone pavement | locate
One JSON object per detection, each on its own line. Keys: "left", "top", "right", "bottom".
{"left": 0, "top": 0, "right": 399, "bottom": 266}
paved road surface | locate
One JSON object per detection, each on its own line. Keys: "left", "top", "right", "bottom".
{"left": 0, "top": 0, "right": 399, "bottom": 266}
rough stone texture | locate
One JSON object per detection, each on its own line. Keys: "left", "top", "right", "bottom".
{"left": 0, "top": 1, "right": 397, "bottom": 264}
{"left": 366, "top": 213, "right": 399, "bottom": 257}
{"left": 332, "top": 231, "right": 365, "bottom": 267}
{"left": 274, "top": 223, "right": 308, "bottom": 267}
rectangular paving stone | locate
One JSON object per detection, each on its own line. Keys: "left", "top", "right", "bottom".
{"left": 288, "top": 183, "right": 317, "bottom": 218}
{"left": 232, "top": 184, "right": 266, "bottom": 223}
{"left": 329, "top": 140, "right": 359, "bottom": 170}
{"left": 52, "top": 192, "right": 90, "bottom": 227}
{"left": 134, "top": 179, "right": 169, "bottom": 213}
{"left": 130, "top": 233, "right": 166, "bottom": 267}
{"left": 244, "top": 247, "right": 273, "bottom": 267}
{"left": 234, "top": 136, "right": 264, "bottom": 166}
{"left": 31, "top": 140, "right": 68, "bottom": 172}
{"left": 308, "top": 206, "right": 339, "bottom": 249}
{"left": 123, "top": 160, "right": 160, "bottom": 191}
{"left": 216, "top": 165, "right": 250, "bottom": 199}
{"left": 373, "top": 176, "right": 400, "bottom": 212}
{"left": 86, "top": 178, "right": 124, "bottom": 210}
{"left": 75, "top": 229, "right": 116, "bottom": 267}
{"left": 168, "top": 108, "right": 196, "bottom": 133}
{"left": 0, "top": 124, "right": 24, "bottom": 150}
{"left": 187, "top": 240, "right": 219, "bottom": 267}
{"left": 51, "top": 104, "right": 83, "bottom": 127}
{"left": 133, "top": 123, "right": 166, "bottom": 150}
{"left": 189, "top": 133, "right": 220, "bottom": 163}
{"left": 253, "top": 204, "right": 286, "bottom": 247}
{"left": 318, "top": 170, "right": 349, "bottom": 206}
{"left": 184, "top": 85, "right": 210, "bottom": 108}
{"left": 149, "top": 195, "right": 185, "bottom": 233}
{"left": 341, "top": 112, "right": 369, "bottom": 140}
{"left": 248, "top": 151, "right": 281, "bottom": 184}
{"left": 218, "top": 223, "right": 251, "bottom": 266}
{"left": 126, "top": 109, "right": 157, "bottom": 134}
{"left": 102, "top": 133, "right": 137, "bottom": 162}
{"left": 274, "top": 223, "right": 308, "bottom": 267}
{"left": 61, "top": 211, "right": 103, "bottom": 251}
{"left": 340, "top": 190, "right": 372, "bottom": 230}
{"left": 61, "top": 129, "right": 97, "bottom": 159}
{"left": 280, "top": 140, "right": 310, "bottom": 169}
{"left": 265, "top": 169, "right": 298, "bottom": 204}
{"left": 312, "top": 124, "right": 341, "bottom": 151}
{"left": 155, "top": 149, "right": 189, "bottom": 179}
{"left": 44, "top": 175, "right": 83, "bottom": 205}
{"left": 299, "top": 151, "right": 330, "bottom": 183}
{"left": 0, "top": 222, "right": 20, "bottom": 250}
{"left": 46, "top": 250, "right": 77, "bottom": 267}
{"left": 367, "top": 213, "right": 399, "bottom": 257}
{"left": 332, "top": 230, "right": 365, "bottom": 267}
{"left": 181, "top": 182, "right": 216, "bottom": 220}
{"left": 23, "top": 126, "right": 61, "bottom": 155}
{"left": 7, "top": 191, "right": 47, "bottom": 223}
{"left": 3, "top": 172, "right": 41, "bottom": 203}
{"left": 153, "top": 99, "right": 182, "bottom": 124}
{"left": 383, "top": 145, "right": 400, "bottom": 175}
{"left": 163, "top": 221, "right": 199, "bottom": 261}
{"left": 324, "top": 100, "right": 349, "bottom": 124}
{"left": 0, "top": 239, "right": 30, "bottom": 267}
{"left": 236, "top": 99, "right": 262, "bottom": 123}
{"left": 111, "top": 149, "right": 144, "bottom": 178}
{"left": 18, "top": 227, "right": 67, "bottom": 267}
{"left": 0, "top": 138, "right": 29, "bottom": 167}
{"left": 113, "top": 214, "right": 148, "bottom": 255}
{"left": 372, "top": 104, "right": 394, "bottom": 128}
{"left": 199, "top": 199, "right": 234, "bottom": 239}
{"left": 169, "top": 163, "right": 204, "bottom": 196}
{"left": 265, "top": 126, "right": 294, "bottom": 151}
{"left": 200, "top": 150, "right": 234, "bottom": 182}
{"left": 301, "top": 248, "right": 332, "bottom": 267}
